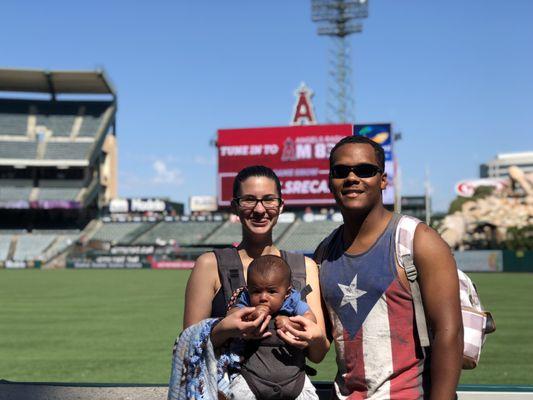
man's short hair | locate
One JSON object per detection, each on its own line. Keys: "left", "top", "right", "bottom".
{"left": 247, "top": 255, "right": 291, "bottom": 287}
{"left": 329, "top": 135, "right": 385, "bottom": 171}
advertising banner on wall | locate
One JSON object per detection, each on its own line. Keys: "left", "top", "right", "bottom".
{"left": 453, "top": 250, "right": 503, "bottom": 272}
{"left": 218, "top": 123, "right": 394, "bottom": 207}
{"left": 190, "top": 195, "right": 218, "bottom": 212}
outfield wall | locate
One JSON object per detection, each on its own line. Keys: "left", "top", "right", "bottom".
{"left": 441, "top": 250, "right": 533, "bottom": 273}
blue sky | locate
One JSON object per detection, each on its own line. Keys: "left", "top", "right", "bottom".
{"left": 2, "top": 0, "right": 532, "bottom": 212}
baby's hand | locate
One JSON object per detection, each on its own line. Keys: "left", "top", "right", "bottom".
{"left": 275, "top": 315, "right": 306, "bottom": 333}
{"left": 274, "top": 315, "right": 291, "bottom": 332}
{"left": 246, "top": 304, "right": 270, "bottom": 322}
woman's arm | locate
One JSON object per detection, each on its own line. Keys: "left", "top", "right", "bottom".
{"left": 184, "top": 252, "right": 271, "bottom": 347}
{"left": 183, "top": 252, "right": 219, "bottom": 329}
{"left": 304, "top": 257, "right": 326, "bottom": 336}
{"left": 277, "top": 257, "right": 330, "bottom": 363}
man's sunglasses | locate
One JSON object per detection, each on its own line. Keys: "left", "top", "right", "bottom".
{"left": 331, "top": 163, "right": 383, "bottom": 179}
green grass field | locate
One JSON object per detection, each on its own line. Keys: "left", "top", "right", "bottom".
{"left": 0, "top": 269, "right": 531, "bottom": 385}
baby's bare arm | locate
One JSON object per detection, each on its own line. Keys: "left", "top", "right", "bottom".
{"left": 275, "top": 308, "right": 316, "bottom": 332}
{"left": 303, "top": 309, "right": 317, "bottom": 324}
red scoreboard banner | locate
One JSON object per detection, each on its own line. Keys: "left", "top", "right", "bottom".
{"left": 217, "top": 124, "right": 354, "bottom": 206}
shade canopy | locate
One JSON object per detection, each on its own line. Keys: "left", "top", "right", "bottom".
{"left": 0, "top": 68, "right": 115, "bottom": 97}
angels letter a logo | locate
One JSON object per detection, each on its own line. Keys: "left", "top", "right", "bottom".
{"left": 291, "top": 82, "right": 317, "bottom": 126}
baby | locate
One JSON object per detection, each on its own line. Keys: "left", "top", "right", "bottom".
{"left": 227, "top": 255, "right": 318, "bottom": 400}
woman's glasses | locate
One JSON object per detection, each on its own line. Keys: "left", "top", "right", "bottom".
{"left": 331, "top": 163, "right": 383, "bottom": 179}
{"left": 234, "top": 196, "right": 282, "bottom": 209}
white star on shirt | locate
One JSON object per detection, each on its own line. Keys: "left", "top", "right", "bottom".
{"left": 338, "top": 274, "right": 367, "bottom": 313}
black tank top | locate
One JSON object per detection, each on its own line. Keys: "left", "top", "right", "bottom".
{"left": 210, "top": 288, "right": 226, "bottom": 318}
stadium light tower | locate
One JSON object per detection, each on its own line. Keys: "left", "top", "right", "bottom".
{"left": 311, "top": 0, "right": 369, "bottom": 123}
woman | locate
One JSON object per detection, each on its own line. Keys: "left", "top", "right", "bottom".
{"left": 182, "top": 165, "right": 328, "bottom": 367}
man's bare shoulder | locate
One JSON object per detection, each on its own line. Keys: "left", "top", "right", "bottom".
{"left": 414, "top": 222, "right": 450, "bottom": 250}
{"left": 413, "top": 222, "right": 456, "bottom": 271}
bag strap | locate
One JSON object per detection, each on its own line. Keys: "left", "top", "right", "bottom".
{"left": 395, "top": 215, "right": 431, "bottom": 348}
{"left": 312, "top": 225, "right": 343, "bottom": 265}
{"left": 213, "top": 248, "right": 246, "bottom": 305}
{"left": 299, "top": 284, "right": 313, "bottom": 301}
{"left": 280, "top": 250, "right": 306, "bottom": 292}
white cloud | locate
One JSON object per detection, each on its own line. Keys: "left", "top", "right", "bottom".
{"left": 152, "top": 160, "right": 184, "bottom": 185}
{"left": 193, "top": 155, "right": 216, "bottom": 166}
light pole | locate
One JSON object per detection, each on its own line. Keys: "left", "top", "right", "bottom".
{"left": 311, "top": 0, "right": 369, "bottom": 123}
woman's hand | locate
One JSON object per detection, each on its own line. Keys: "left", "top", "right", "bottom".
{"left": 276, "top": 315, "right": 329, "bottom": 363}
{"left": 211, "top": 307, "right": 271, "bottom": 347}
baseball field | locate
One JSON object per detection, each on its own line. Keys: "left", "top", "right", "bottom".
{"left": 0, "top": 269, "right": 531, "bottom": 385}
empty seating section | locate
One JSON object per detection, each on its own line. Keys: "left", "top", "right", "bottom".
{"left": 78, "top": 103, "right": 108, "bottom": 137}
{"left": 0, "top": 99, "right": 109, "bottom": 138}
{"left": 134, "top": 221, "right": 222, "bottom": 245}
{"left": 92, "top": 222, "right": 147, "bottom": 243}
{"left": 204, "top": 221, "right": 291, "bottom": 245}
{"left": 276, "top": 220, "right": 342, "bottom": 252}
{"left": 35, "top": 101, "right": 79, "bottom": 137}
{"left": 272, "top": 222, "right": 292, "bottom": 242}
{"left": 38, "top": 187, "right": 80, "bottom": 201}
{"left": 13, "top": 234, "right": 56, "bottom": 261}
{"left": 44, "top": 142, "right": 92, "bottom": 160}
{"left": 0, "top": 100, "right": 29, "bottom": 135}
{"left": 0, "top": 187, "right": 32, "bottom": 201}
{"left": 0, "top": 235, "right": 12, "bottom": 260}
{"left": 0, "top": 114, "right": 27, "bottom": 136}
{"left": 40, "top": 179, "right": 84, "bottom": 188}
{"left": 37, "top": 180, "right": 83, "bottom": 201}
{"left": 44, "top": 233, "right": 79, "bottom": 256}
{"left": 203, "top": 221, "right": 242, "bottom": 245}
{"left": 37, "top": 114, "right": 76, "bottom": 137}
{"left": 0, "top": 141, "right": 37, "bottom": 159}
{"left": 78, "top": 116, "right": 101, "bottom": 137}
{"left": 0, "top": 231, "right": 80, "bottom": 263}
{"left": 0, "top": 180, "right": 33, "bottom": 201}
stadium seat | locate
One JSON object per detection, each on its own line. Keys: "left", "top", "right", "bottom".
{"left": 204, "top": 220, "right": 292, "bottom": 245}
{"left": 0, "top": 141, "right": 37, "bottom": 159}
{"left": 0, "top": 99, "right": 29, "bottom": 136}
{"left": 92, "top": 222, "right": 151, "bottom": 243}
{"left": 0, "top": 235, "right": 12, "bottom": 260}
{"left": 13, "top": 234, "right": 56, "bottom": 261}
{"left": 78, "top": 103, "right": 108, "bottom": 137}
{"left": 0, "top": 180, "right": 33, "bottom": 201}
{"left": 134, "top": 221, "right": 223, "bottom": 245}
{"left": 37, "top": 187, "right": 80, "bottom": 201}
{"left": 44, "top": 142, "right": 92, "bottom": 160}
{"left": 275, "top": 219, "right": 342, "bottom": 253}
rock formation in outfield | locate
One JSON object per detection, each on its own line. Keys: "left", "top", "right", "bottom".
{"left": 439, "top": 166, "right": 533, "bottom": 249}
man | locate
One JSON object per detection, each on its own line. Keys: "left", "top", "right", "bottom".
{"left": 315, "top": 135, "right": 462, "bottom": 399}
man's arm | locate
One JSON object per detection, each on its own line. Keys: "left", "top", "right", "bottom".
{"left": 414, "top": 224, "right": 463, "bottom": 400}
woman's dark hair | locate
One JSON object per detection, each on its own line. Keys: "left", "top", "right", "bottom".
{"left": 329, "top": 135, "right": 385, "bottom": 171}
{"left": 232, "top": 165, "right": 282, "bottom": 198}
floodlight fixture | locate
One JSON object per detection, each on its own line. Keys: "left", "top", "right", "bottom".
{"left": 311, "top": 0, "right": 369, "bottom": 122}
